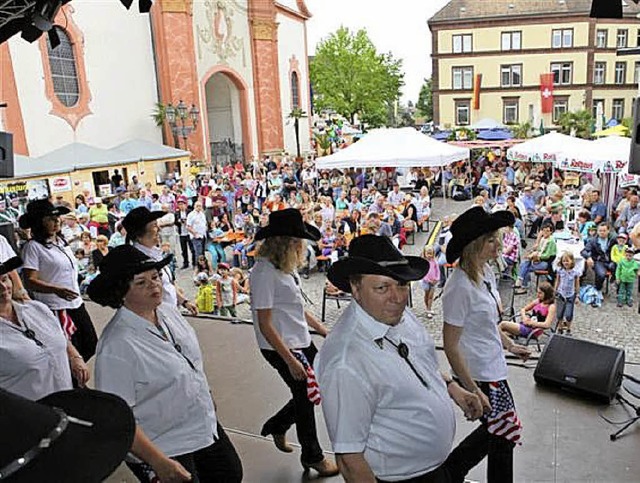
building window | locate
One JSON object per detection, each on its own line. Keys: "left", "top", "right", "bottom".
{"left": 594, "top": 62, "right": 606, "bottom": 84}
{"left": 500, "top": 65, "right": 522, "bottom": 87}
{"left": 452, "top": 67, "right": 473, "bottom": 90}
{"left": 615, "top": 61, "right": 627, "bottom": 84}
{"left": 596, "top": 29, "right": 608, "bottom": 48}
{"left": 291, "top": 71, "right": 300, "bottom": 108}
{"left": 551, "top": 62, "right": 572, "bottom": 85}
{"left": 635, "top": 61, "right": 640, "bottom": 84}
{"left": 553, "top": 98, "right": 569, "bottom": 123}
{"left": 617, "top": 29, "right": 628, "bottom": 48}
{"left": 612, "top": 99, "right": 625, "bottom": 120}
{"left": 46, "top": 27, "right": 79, "bottom": 108}
{"left": 552, "top": 28, "right": 573, "bottom": 48}
{"left": 455, "top": 100, "right": 470, "bottom": 125}
{"left": 592, "top": 99, "right": 604, "bottom": 119}
{"left": 503, "top": 99, "right": 519, "bottom": 125}
{"left": 501, "top": 31, "right": 521, "bottom": 51}
{"left": 452, "top": 34, "right": 472, "bottom": 53}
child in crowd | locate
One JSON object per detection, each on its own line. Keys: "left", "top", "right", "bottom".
{"left": 216, "top": 263, "right": 237, "bottom": 317}
{"left": 319, "top": 225, "right": 337, "bottom": 257}
{"left": 420, "top": 245, "right": 440, "bottom": 319}
{"left": 554, "top": 252, "right": 580, "bottom": 335}
{"left": 74, "top": 247, "right": 90, "bottom": 285}
{"left": 499, "top": 282, "right": 557, "bottom": 338}
{"left": 230, "top": 267, "right": 250, "bottom": 305}
{"left": 161, "top": 242, "right": 176, "bottom": 280}
{"left": 79, "top": 263, "right": 98, "bottom": 295}
{"left": 611, "top": 232, "right": 629, "bottom": 268}
{"left": 616, "top": 247, "right": 640, "bottom": 308}
{"left": 195, "top": 272, "right": 217, "bottom": 314}
{"left": 502, "top": 224, "right": 520, "bottom": 277}
{"left": 195, "top": 254, "right": 213, "bottom": 277}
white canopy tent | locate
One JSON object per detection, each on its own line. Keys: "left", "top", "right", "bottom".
{"left": 470, "top": 118, "right": 505, "bottom": 130}
{"left": 506, "top": 131, "right": 589, "bottom": 164}
{"left": 315, "top": 127, "right": 470, "bottom": 170}
{"left": 555, "top": 135, "right": 630, "bottom": 174}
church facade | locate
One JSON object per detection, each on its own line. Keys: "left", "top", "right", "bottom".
{"left": 0, "top": 0, "right": 313, "bottom": 163}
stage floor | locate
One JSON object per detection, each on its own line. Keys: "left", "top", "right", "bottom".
{"left": 93, "top": 304, "right": 640, "bottom": 483}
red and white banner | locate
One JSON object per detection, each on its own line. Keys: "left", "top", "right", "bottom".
{"left": 50, "top": 176, "right": 71, "bottom": 193}
{"left": 540, "top": 73, "right": 554, "bottom": 114}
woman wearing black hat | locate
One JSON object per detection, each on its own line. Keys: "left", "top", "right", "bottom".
{"left": 20, "top": 199, "right": 98, "bottom": 363}
{"left": 0, "top": 256, "right": 90, "bottom": 400}
{"left": 250, "top": 208, "right": 338, "bottom": 477}
{"left": 441, "top": 206, "right": 530, "bottom": 482}
{"left": 122, "top": 206, "right": 198, "bottom": 315}
{"left": 89, "top": 245, "right": 242, "bottom": 482}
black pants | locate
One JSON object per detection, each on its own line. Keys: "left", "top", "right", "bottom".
{"left": 377, "top": 465, "right": 453, "bottom": 483}
{"left": 68, "top": 303, "right": 97, "bottom": 361}
{"left": 443, "top": 381, "right": 516, "bottom": 483}
{"left": 179, "top": 234, "right": 192, "bottom": 267}
{"left": 260, "top": 343, "right": 324, "bottom": 465}
{"left": 127, "top": 424, "right": 242, "bottom": 483}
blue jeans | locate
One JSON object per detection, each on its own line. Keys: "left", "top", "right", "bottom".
{"left": 556, "top": 293, "right": 576, "bottom": 322}
{"left": 593, "top": 261, "right": 614, "bottom": 291}
{"left": 207, "top": 242, "right": 226, "bottom": 268}
{"left": 518, "top": 260, "right": 549, "bottom": 288}
{"left": 190, "top": 238, "right": 205, "bottom": 261}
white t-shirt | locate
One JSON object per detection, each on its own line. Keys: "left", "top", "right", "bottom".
{"left": 250, "top": 259, "right": 311, "bottom": 351}
{"left": 442, "top": 265, "right": 508, "bottom": 382}
{"left": 95, "top": 303, "right": 217, "bottom": 458}
{"left": 21, "top": 239, "right": 82, "bottom": 310}
{"left": 315, "top": 302, "right": 455, "bottom": 481}
{"left": 0, "top": 234, "right": 16, "bottom": 262}
{"left": 0, "top": 300, "right": 72, "bottom": 399}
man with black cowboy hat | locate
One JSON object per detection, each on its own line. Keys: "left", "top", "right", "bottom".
{"left": 315, "top": 234, "right": 483, "bottom": 483}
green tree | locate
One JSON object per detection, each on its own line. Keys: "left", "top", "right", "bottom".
{"left": 310, "top": 27, "right": 404, "bottom": 127}
{"left": 557, "top": 110, "right": 594, "bottom": 139}
{"left": 511, "top": 121, "right": 532, "bottom": 139}
{"left": 416, "top": 78, "right": 433, "bottom": 120}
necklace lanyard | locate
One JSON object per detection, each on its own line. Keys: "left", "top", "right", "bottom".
{"left": 483, "top": 280, "right": 502, "bottom": 323}
{"left": 4, "top": 315, "right": 44, "bottom": 347}
{"left": 148, "top": 319, "right": 196, "bottom": 371}
{"left": 378, "top": 336, "right": 430, "bottom": 389}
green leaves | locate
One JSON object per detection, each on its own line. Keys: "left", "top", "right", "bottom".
{"left": 310, "top": 26, "right": 404, "bottom": 127}
{"left": 416, "top": 78, "right": 433, "bottom": 120}
{"left": 557, "top": 109, "right": 594, "bottom": 139}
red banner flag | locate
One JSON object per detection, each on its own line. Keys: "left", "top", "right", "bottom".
{"left": 472, "top": 74, "right": 482, "bottom": 110}
{"left": 540, "top": 73, "right": 554, "bottom": 114}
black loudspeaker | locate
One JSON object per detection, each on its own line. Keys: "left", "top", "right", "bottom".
{"left": 534, "top": 335, "right": 625, "bottom": 402}
{"left": 0, "top": 132, "right": 15, "bottom": 178}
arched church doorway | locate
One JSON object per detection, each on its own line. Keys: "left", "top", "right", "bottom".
{"left": 204, "top": 71, "right": 248, "bottom": 166}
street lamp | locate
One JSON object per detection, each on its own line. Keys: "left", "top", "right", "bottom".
{"left": 164, "top": 100, "right": 199, "bottom": 151}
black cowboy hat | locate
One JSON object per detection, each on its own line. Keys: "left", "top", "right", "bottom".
{"left": 0, "top": 256, "right": 22, "bottom": 276}
{"left": 0, "top": 388, "right": 135, "bottom": 482}
{"left": 87, "top": 245, "right": 172, "bottom": 306}
{"left": 446, "top": 206, "right": 515, "bottom": 264}
{"left": 328, "top": 235, "right": 429, "bottom": 293}
{"left": 255, "top": 208, "right": 321, "bottom": 241}
{"left": 18, "top": 199, "right": 70, "bottom": 229}
{"left": 121, "top": 206, "right": 165, "bottom": 235}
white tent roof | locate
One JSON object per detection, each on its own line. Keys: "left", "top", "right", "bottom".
{"left": 506, "top": 132, "right": 588, "bottom": 163}
{"left": 315, "top": 127, "right": 470, "bottom": 169}
{"left": 470, "top": 118, "right": 505, "bottom": 130}
{"left": 556, "top": 136, "right": 631, "bottom": 173}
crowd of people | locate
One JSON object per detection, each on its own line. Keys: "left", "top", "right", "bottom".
{"left": 0, "top": 149, "right": 639, "bottom": 482}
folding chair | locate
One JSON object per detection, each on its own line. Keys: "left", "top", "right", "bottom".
{"left": 321, "top": 285, "right": 351, "bottom": 322}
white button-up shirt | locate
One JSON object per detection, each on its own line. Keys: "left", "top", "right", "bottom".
{"left": 442, "top": 265, "right": 508, "bottom": 382}
{"left": 250, "top": 259, "right": 311, "bottom": 351}
{"left": 186, "top": 210, "right": 207, "bottom": 239}
{"left": 0, "top": 300, "right": 72, "bottom": 399}
{"left": 95, "top": 303, "right": 217, "bottom": 458}
{"left": 315, "top": 302, "right": 456, "bottom": 481}
{"left": 22, "top": 239, "right": 82, "bottom": 310}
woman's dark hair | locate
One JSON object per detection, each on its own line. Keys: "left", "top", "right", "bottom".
{"left": 30, "top": 217, "right": 66, "bottom": 246}
{"left": 91, "top": 274, "right": 134, "bottom": 309}
{"left": 538, "top": 281, "right": 555, "bottom": 304}
{"left": 75, "top": 194, "right": 85, "bottom": 207}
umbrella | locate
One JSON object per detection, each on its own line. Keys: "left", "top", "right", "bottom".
{"left": 477, "top": 129, "right": 513, "bottom": 141}
{"left": 592, "top": 125, "right": 629, "bottom": 137}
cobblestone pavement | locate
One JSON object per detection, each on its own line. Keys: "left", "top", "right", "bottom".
{"left": 178, "top": 198, "right": 640, "bottom": 363}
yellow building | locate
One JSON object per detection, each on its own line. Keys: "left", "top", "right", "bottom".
{"left": 428, "top": 0, "right": 640, "bottom": 129}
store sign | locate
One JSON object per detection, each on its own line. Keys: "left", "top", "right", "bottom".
{"left": 557, "top": 158, "right": 596, "bottom": 173}
{"left": 0, "top": 181, "right": 28, "bottom": 198}
{"left": 50, "top": 176, "right": 72, "bottom": 193}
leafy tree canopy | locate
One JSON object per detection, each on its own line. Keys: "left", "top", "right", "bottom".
{"left": 416, "top": 78, "right": 433, "bottom": 120}
{"left": 310, "top": 27, "right": 404, "bottom": 127}
{"left": 557, "top": 109, "right": 594, "bottom": 139}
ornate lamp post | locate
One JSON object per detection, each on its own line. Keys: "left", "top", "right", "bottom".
{"left": 165, "top": 100, "right": 199, "bottom": 152}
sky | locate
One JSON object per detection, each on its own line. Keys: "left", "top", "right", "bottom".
{"left": 306, "top": 0, "right": 451, "bottom": 104}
